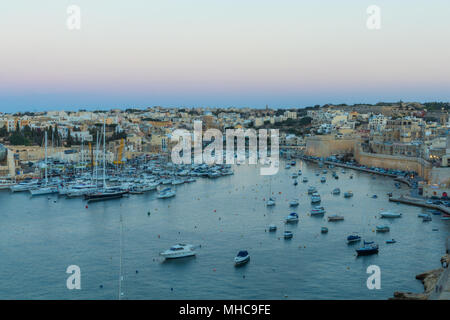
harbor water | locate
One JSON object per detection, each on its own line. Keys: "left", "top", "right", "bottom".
{"left": 0, "top": 160, "right": 448, "bottom": 299}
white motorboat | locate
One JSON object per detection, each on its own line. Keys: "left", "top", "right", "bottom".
{"left": 284, "top": 231, "right": 293, "bottom": 239}
{"left": 302, "top": 177, "right": 308, "bottom": 183}
{"left": 289, "top": 199, "right": 299, "bottom": 207}
{"left": 266, "top": 197, "right": 276, "bottom": 206}
{"left": 160, "top": 244, "right": 196, "bottom": 259}
{"left": 157, "top": 187, "right": 176, "bottom": 199}
{"left": 320, "top": 177, "right": 326, "bottom": 183}
{"left": 10, "top": 180, "right": 39, "bottom": 192}
{"left": 332, "top": 188, "right": 341, "bottom": 195}
{"left": 29, "top": 186, "right": 58, "bottom": 196}
{"left": 0, "top": 180, "right": 16, "bottom": 190}
{"left": 268, "top": 224, "right": 277, "bottom": 232}
{"left": 285, "top": 212, "right": 299, "bottom": 223}
{"left": 380, "top": 211, "right": 402, "bottom": 218}
{"left": 171, "top": 179, "right": 185, "bottom": 185}
{"left": 234, "top": 251, "right": 250, "bottom": 266}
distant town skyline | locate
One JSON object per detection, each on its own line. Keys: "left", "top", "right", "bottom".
{"left": 2, "top": 1, "right": 450, "bottom": 112}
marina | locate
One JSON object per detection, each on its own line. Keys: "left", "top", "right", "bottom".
{"left": 0, "top": 159, "right": 448, "bottom": 299}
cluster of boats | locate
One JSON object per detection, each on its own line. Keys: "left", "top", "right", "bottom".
{"left": 6, "top": 160, "right": 233, "bottom": 202}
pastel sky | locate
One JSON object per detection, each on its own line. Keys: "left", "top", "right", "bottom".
{"left": 1, "top": 0, "right": 450, "bottom": 112}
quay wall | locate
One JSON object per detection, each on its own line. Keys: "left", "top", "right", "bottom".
{"left": 305, "top": 136, "right": 356, "bottom": 157}
{"left": 354, "top": 143, "right": 432, "bottom": 180}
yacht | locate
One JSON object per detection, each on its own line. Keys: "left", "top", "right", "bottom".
{"left": 160, "top": 244, "right": 196, "bottom": 259}
{"left": 234, "top": 251, "right": 250, "bottom": 266}
{"left": 29, "top": 186, "right": 58, "bottom": 196}
{"left": 285, "top": 212, "right": 299, "bottom": 223}
{"left": 85, "top": 188, "right": 128, "bottom": 202}
{"left": 10, "top": 180, "right": 39, "bottom": 192}
{"left": 0, "top": 180, "right": 16, "bottom": 190}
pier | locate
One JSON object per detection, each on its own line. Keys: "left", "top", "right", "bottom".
{"left": 389, "top": 195, "right": 450, "bottom": 215}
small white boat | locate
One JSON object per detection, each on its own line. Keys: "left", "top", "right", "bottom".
{"left": 311, "top": 206, "right": 325, "bottom": 215}
{"left": 234, "top": 251, "right": 250, "bottom": 266}
{"left": 157, "top": 187, "right": 176, "bottom": 199}
{"left": 268, "top": 224, "right": 277, "bottom": 232}
{"left": 332, "top": 188, "right": 341, "bottom": 195}
{"left": 376, "top": 225, "right": 390, "bottom": 232}
{"left": 284, "top": 231, "right": 293, "bottom": 239}
{"left": 344, "top": 191, "right": 353, "bottom": 198}
{"left": 311, "top": 193, "right": 321, "bottom": 204}
{"left": 171, "top": 179, "right": 185, "bottom": 185}
{"left": 320, "top": 177, "right": 326, "bottom": 183}
{"left": 307, "top": 186, "right": 317, "bottom": 194}
{"left": 285, "top": 212, "right": 299, "bottom": 223}
{"left": 291, "top": 173, "right": 298, "bottom": 179}
{"left": 289, "top": 199, "right": 299, "bottom": 207}
{"left": 29, "top": 186, "right": 58, "bottom": 196}
{"left": 380, "top": 211, "right": 402, "bottom": 218}
{"left": 0, "top": 180, "right": 16, "bottom": 190}
{"left": 266, "top": 197, "right": 276, "bottom": 206}
{"left": 160, "top": 244, "right": 196, "bottom": 259}
{"left": 302, "top": 177, "right": 308, "bottom": 183}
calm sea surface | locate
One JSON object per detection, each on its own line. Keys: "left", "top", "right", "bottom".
{"left": 0, "top": 160, "right": 448, "bottom": 299}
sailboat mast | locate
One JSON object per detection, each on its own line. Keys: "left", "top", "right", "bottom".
{"left": 118, "top": 215, "right": 124, "bottom": 300}
{"left": 103, "top": 120, "right": 106, "bottom": 188}
{"left": 44, "top": 131, "right": 48, "bottom": 184}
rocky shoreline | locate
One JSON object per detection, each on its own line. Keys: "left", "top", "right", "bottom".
{"left": 391, "top": 254, "right": 449, "bottom": 300}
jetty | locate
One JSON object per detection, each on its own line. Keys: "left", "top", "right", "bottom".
{"left": 389, "top": 195, "right": 450, "bottom": 215}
